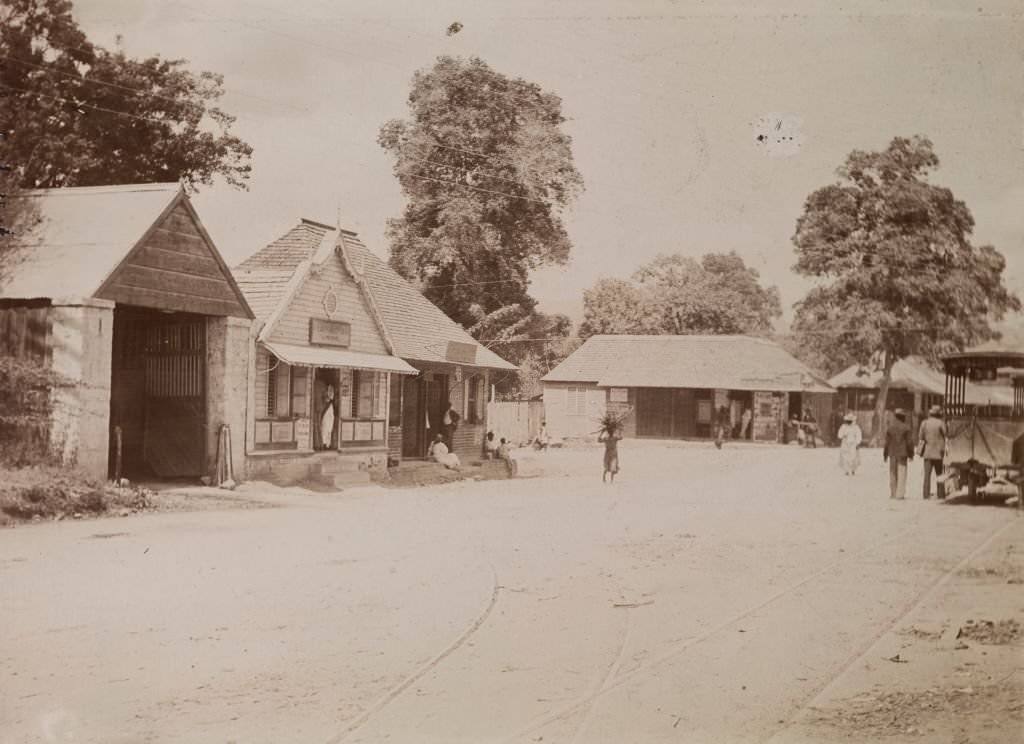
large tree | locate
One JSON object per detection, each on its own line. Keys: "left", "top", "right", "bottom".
{"left": 0, "top": 0, "right": 252, "bottom": 191}
{"left": 378, "top": 56, "right": 583, "bottom": 335}
{"left": 790, "top": 135, "right": 1020, "bottom": 441}
{"left": 579, "top": 252, "right": 782, "bottom": 338}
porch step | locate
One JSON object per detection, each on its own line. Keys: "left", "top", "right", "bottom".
{"left": 330, "top": 471, "right": 372, "bottom": 488}
{"left": 316, "top": 456, "right": 368, "bottom": 476}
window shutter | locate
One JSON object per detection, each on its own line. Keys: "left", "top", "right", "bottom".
{"left": 275, "top": 362, "right": 292, "bottom": 417}
{"left": 291, "top": 367, "right": 308, "bottom": 417}
{"left": 374, "top": 372, "right": 387, "bottom": 419}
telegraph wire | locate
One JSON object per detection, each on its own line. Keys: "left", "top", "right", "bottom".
{"left": 0, "top": 82, "right": 183, "bottom": 127}
{"left": 401, "top": 154, "right": 525, "bottom": 186}
{"left": 403, "top": 173, "right": 549, "bottom": 204}
{"left": 0, "top": 53, "right": 306, "bottom": 115}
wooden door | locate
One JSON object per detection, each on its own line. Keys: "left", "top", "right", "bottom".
{"left": 426, "top": 374, "right": 448, "bottom": 446}
{"left": 143, "top": 318, "right": 206, "bottom": 477}
{"left": 636, "top": 388, "right": 674, "bottom": 437}
{"left": 402, "top": 376, "right": 425, "bottom": 457}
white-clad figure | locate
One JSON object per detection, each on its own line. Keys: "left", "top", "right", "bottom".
{"left": 320, "top": 384, "right": 336, "bottom": 450}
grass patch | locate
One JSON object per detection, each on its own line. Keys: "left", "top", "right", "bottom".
{"left": 0, "top": 467, "right": 155, "bottom": 525}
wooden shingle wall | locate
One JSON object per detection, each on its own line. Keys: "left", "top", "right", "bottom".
{"left": 97, "top": 202, "right": 249, "bottom": 317}
{"left": 266, "top": 258, "right": 388, "bottom": 355}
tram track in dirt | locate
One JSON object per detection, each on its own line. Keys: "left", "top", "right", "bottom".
{"left": 325, "top": 566, "right": 501, "bottom": 744}
{"left": 493, "top": 508, "right": 934, "bottom": 744}
{"left": 762, "top": 513, "right": 1022, "bottom": 744}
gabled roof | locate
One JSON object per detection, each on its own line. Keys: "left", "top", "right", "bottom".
{"left": 1, "top": 183, "right": 180, "bottom": 300}
{"left": 235, "top": 220, "right": 515, "bottom": 370}
{"left": 0, "top": 183, "right": 253, "bottom": 319}
{"left": 829, "top": 358, "right": 945, "bottom": 395}
{"left": 544, "top": 334, "right": 833, "bottom": 393}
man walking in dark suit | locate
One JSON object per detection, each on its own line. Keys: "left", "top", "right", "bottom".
{"left": 883, "top": 409, "right": 915, "bottom": 499}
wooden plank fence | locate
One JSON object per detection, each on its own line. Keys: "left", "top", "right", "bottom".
{"left": 486, "top": 400, "right": 544, "bottom": 445}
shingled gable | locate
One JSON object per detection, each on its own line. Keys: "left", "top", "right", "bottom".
{"left": 1, "top": 183, "right": 253, "bottom": 318}
{"left": 544, "top": 334, "right": 833, "bottom": 392}
{"left": 234, "top": 219, "right": 516, "bottom": 370}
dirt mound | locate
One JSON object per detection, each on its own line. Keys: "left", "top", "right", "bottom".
{"left": 956, "top": 618, "right": 1023, "bottom": 645}
{"left": 807, "top": 683, "right": 1024, "bottom": 739}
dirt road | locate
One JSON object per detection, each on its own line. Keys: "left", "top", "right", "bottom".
{"left": 1, "top": 443, "right": 1020, "bottom": 743}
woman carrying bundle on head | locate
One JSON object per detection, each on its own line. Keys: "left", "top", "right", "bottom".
{"left": 598, "top": 412, "right": 624, "bottom": 483}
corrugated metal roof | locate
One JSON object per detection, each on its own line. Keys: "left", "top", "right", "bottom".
{"left": 235, "top": 220, "right": 516, "bottom": 370}
{"left": 829, "top": 359, "right": 946, "bottom": 395}
{"left": 0, "top": 183, "right": 181, "bottom": 300}
{"left": 544, "top": 335, "right": 833, "bottom": 392}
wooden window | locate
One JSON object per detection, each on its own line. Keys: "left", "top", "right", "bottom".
{"left": 567, "top": 386, "right": 586, "bottom": 416}
{"left": 352, "top": 370, "right": 376, "bottom": 418}
{"left": 340, "top": 369, "right": 386, "bottom": 444}
{"left": 291, "top": 367, "right": 308, "bottom": 418}
{"left": 267, "top": 356, "right": 278, "bottom": 417}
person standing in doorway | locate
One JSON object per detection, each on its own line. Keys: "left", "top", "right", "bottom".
{"left": 883, "top": 408, "right": 915, "bottom": 499}
{"left": 319, "top": 384, "right": 336, "bottom": 451}
{"left": 714, "top": 405, "right": 730, "bottom": 449}
{"left": 740, "top": 407, "right": 753, "bottom": 440}
{"left": 918, "top": 404, "right": 947, "bottom": 500}
{"left": 442, "top": 402, "right": 460, "bottom": 449}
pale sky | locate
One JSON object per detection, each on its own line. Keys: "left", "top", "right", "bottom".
{"left": 73, "top": 0, "right": 1024, "bottom": 328}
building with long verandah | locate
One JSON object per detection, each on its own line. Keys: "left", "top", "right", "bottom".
{"left": 0, "top": 184, "right": 254, "bottom": 482}
{"left": 233, "top": 219, "right": 516, "bottom": 485}
{"left": 542, "top": 334, "right": 834, "bottom": 443}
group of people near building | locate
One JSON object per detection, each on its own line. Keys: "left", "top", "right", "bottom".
{"left": 833, "top": 404, "right": 948, "bottom": 500}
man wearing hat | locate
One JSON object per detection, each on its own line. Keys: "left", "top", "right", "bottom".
{"left": 918, "top": 404, "right": 947, "bottom": 499}
{"left": 883, "top": 408, "right": 915, "bottom": 499}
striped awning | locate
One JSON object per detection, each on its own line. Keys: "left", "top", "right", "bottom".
{"left": 261, "top": 341, "right": 417, "bottom": 375}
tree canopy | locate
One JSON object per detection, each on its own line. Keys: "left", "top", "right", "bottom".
{"left": 579, "top": 252, "right": 782, "bottom": 338}
{"left": 0, "top": 0, "right": 252, "bottom": 191}
{"left": 789, "top": 135, "right": 1020, "bottom": 435}
{"left": 378, "top": 56, "right": 583, "bottom": 334}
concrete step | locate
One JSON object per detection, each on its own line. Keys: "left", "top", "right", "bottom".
{"left": 331, "top": 471, "right": 372, "bottom": 488}
{"left": 318, "top": 458, "right": 368, "bottom": 476}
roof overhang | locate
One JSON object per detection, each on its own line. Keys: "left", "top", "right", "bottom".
{"left": 403, "top": 355, "right": 517, "bottom": 372}
{"left": 262, "top": 341, "right": 417, "bottom": 375}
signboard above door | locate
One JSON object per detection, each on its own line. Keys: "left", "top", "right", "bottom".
{"left": 309, "top": 318, "right": 351, "bottom": 347}
{"left": 446, "top": 341, "right": 477, "bottom": 364}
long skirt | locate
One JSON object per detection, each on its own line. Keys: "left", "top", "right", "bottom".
{"left": 604, "top": 450, "right": 619, "bottom": 474}
{"left": 839, "top": 442, "right": 860, "bottom": 473}
{"left": 434, "top": 452, "right": 461, "bottom": 470}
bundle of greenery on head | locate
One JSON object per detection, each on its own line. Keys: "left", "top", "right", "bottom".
{"left": 597, "top": 409, "right": 631, "bottom": 435}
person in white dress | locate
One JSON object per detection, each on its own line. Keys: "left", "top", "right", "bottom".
{"left": 429, "top": 433, "right": 461, "bottom": 470}
{"left": 320, "top": 385, "right": 336, "bottom": 450}
{"left": 837, "top": 413, "right": 863, "bottom": 475}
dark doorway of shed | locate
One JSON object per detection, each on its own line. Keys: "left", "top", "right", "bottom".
{"left": 636, "top": 388, "right": 698, "bottom": 439}
{"left": 401, "top": 372, "right": 450, "bottom": 458}
{"left": 108, "top": 306, "right": 207, "bottom": 480}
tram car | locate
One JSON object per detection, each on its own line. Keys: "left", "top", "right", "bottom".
{"left": 941, "top": 349, "right": 1024, "bottom": 500}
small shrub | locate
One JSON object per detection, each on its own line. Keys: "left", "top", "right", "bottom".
{"left": 0, "top": 466, "right": 154, "bottom": 523}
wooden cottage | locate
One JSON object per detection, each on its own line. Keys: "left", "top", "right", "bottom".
{"left": 542, "top": 335, "right": 834, "bottom": 443}
{"left": 234, "top": 219, "right": 515, "bottom": 485}
{"left": 0, "top": 184, "right": 254, "bottom": 481}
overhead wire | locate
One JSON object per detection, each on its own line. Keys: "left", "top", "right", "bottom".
{"left": 403, "top": 173, "right": 549, "bottom": 204}
{"left": 0, "top": 82, "right": 185, "bottom": 127}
